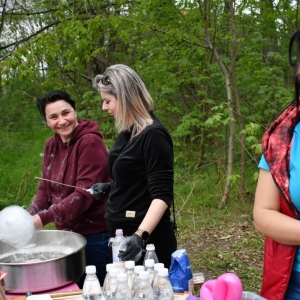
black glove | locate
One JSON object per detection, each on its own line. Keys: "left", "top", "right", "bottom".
{"left": 89, "top": 182, "right": 112, "bottom": 200}
{"left": 118, "top": 233, "right": 143, "bottom": 262}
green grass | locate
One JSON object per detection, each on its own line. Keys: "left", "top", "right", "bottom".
{"left": 0, "top": 126, "right": 52, "bottom": 209}
{"left": 173, "top": 159, "right": 263, "bottom": 295}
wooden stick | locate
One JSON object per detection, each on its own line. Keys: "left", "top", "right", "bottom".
{"left": 0, "top": 285, "right": 7, "bottom": 300}
{"left": 34, "top": 177, "right": 87, "bottom": 191}
{"left": 49, "top": 290, "right": 82, "bottom": 298}
{"left": 51, "top": 296, "right": 82, "bottom": 300}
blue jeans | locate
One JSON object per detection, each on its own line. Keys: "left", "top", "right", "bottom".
{"left": 77, "top": 231, "right": 110, "bottom": 288}
{"left": 285, "top": 271, "right": 300, "bottom": 299}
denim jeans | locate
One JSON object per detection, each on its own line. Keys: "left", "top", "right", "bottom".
{"left": 285, "top": 271, "right": 300, "bottom": 299}
{"left": 77, "top": 231, "right": 110, "bottom": 288}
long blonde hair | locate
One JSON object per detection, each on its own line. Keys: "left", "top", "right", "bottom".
{"left": 94, "top": 64, "right": 154, "bottom": 140}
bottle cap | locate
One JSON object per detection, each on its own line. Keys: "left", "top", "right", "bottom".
{"left": 134, "top": 265, "right": 145, "bottom": 274}
{"left": 146, "top": 244, "right": 155, "bottom": 251}
{"left": 154, "top": 263, "right": 164, "bottom": 271}
{"left": 125, "top": 260, "right": 135, "bottom": 269}
{"left": 115, "top": 229, "right": 123, "bottom": 235}
{"left": 139, "top": 271, "right": 150, "bottom": 280}
{"left": 145, "top": 259, "right": 155, "bottom": 267}
{"left": 158, "top": 268, "right": 168, "bottom": 277}
{"left": 106, "top": 263, "right": 117, "bottom": 272}
{"left": 117, "top": 273, "right": 128, "bottom": 282}
{"left": 86, "top": 265, "right": 96, "bottom": 274}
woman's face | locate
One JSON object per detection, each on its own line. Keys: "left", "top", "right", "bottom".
{"left": 101, "top": 91, "right": 118, "bottom": 118}
{"left": 45, "top": 100, "right": 78, "bottom": 143}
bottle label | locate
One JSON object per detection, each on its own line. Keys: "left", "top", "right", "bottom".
{"left": 112, "top": 247, "right": 124, "bottom": 262}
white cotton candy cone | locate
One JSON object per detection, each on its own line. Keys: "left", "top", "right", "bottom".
{"left": 0, "top": 205, "right": 35, "bottom": 248}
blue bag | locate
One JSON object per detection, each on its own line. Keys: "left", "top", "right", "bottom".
{"left": 169, "top": 249, "right": 194, "bottom": 299}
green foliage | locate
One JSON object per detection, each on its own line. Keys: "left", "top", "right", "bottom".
{"left": 0, "top": 80, "right": 44, "bottom": 131}
{"left": 0, "top": 128, "right": 51, "bottom": 210}
{"left": 0, "top": 0, "right": 296, "bottom": 200}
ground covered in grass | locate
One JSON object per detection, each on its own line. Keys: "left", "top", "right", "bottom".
{"left": 176, "top": 209, "right": 264, "bottom": 296}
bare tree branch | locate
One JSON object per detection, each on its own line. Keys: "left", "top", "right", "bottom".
{"left": 119, "top": 17, "right": 209, "bottom": 49}
{"left": 0, "top": 21, "right": 59, "bottom": 52}
{"left": 4, "top": 8, "right": 58, "bottom": 16}
{"left": 0, "top": 0, "right": 8, "bottom": 36}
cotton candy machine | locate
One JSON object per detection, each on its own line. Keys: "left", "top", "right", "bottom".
{"left": 0, "top": 230, "right": 86, "bottom": 293}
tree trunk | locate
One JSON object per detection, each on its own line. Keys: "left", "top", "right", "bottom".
{"left": 228, "top": 0, "right": 246, "bottom": 195}
{"left": 204, "top": 0, "right": 235, "bottom": 209}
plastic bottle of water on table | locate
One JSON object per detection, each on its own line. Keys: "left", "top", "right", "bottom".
{"left": 131, "top": 265, "right": 145, "bottom": 294}
{"left": 102, "top": 263, "right": 117, "bottom": 294}
{"left": 152, "top": 263, "right": 164, "bottom": 287}
{"left": 144, "top": 259, "right": 155, "bottom": 286}
{"left": 82, "top": 265, "right": 102, "bottom": 300}
{"left": 112, "top": 229, "right": 126, "bottom": 272}
{"left": 143, "top": 244, "right": 159, "bottom": 266}
{"left": 132, "top": 271, "right": 155, "bottom": 300}
{"left": 153, "top": 268, "right": 174, "bottom": 300}
{"left": 125, "top": 260, "right": 135, "bottom": 290}
{"left": 103, "top": 268, "right": 118, "bottom": 300}
{"left": 114, "top": 273, "right": 131, "bottom": 300}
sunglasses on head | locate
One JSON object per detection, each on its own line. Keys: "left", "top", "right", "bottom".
{"left": 101, "top": 73, "right": 110, "bottom": 85}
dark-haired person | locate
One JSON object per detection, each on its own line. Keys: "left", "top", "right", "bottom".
{"left": 28, "top": 91, "right": 111, "bottom": 287}
{"left": 254, "top": 30, "right": 300, "bottom": 300}
{"left": 93, "top": 64, "right": 177, "bottom": 268}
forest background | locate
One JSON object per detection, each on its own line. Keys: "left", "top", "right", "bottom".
{"left": 0, "top": 0, "right": 298, "bottom": 295}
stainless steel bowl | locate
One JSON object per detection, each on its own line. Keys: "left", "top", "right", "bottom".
{"left": 0, "top": 230, "right": 86, "bottom": 293}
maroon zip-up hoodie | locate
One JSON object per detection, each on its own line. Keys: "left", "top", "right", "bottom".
{"left": 29, "top": 119, "right": 111, "bottom": 235}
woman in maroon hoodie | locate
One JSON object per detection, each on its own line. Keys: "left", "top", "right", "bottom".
{"left": 28, "top": 90, "right": 111, "bottom": 287}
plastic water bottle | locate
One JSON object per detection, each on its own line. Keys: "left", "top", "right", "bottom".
{"left": 152, "top": 263, "right": 165, "bottom": 287}
{"left": 131, "top": 265, "right": 145, "bottom": 294}
{"left": 125, "top": 260, "right": 135, "bottom": 290}
{"left": 102, "top": 263, "right": 117, "bottom": 294}
{"left": 114, "top": 273, "right": 131, "bottom": 300}
{"left": 102, "top": 268, "right": 118, "bottom": 300}
{"left": 144, "top": 259, "right": 155, "bottom": 286}
{"left": 132, "top": 271, "right": 155, "bottom": 300}
{"left": 112, "top": 229, "right": 126, "bottom": 272}
{"left": 153, "top": 268, "right": 174, "bottom": 300}
{"left": 143, "top": 244, "right": 158, "bottom": 265}
{"left": 82, "top": 265, "right": 102, "bottom": 300}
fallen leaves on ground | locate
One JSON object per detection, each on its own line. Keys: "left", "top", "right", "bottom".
{"left": 177, "top": 215, "right": 264, "bottom": 295}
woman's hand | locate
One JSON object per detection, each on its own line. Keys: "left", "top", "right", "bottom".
{"left": 89, "top": 182, "right": 112, "bottom": 200}
{"left": 118, "top": 233, "right": 143, "bottom": 262}
{"left": 33, "top": 214, "right": 43, "bottom": 230}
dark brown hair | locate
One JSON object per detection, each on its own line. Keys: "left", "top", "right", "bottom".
{"left": 36, "top": 90, "right": 76, "bottom": 119}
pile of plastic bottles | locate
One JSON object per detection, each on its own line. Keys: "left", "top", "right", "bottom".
{"left": 82, "top": 230, "right": 174, "bottom": 300}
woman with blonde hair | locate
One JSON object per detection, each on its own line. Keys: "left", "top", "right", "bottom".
{"left": 93, "top": 64, "right": 177, "bottom": 267}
